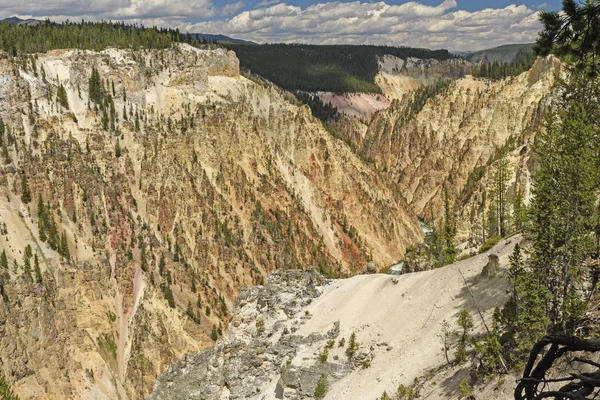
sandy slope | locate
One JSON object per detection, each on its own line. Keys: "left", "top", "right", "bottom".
{"left": 296, "top": 236, "right": 519, "bottom": 399}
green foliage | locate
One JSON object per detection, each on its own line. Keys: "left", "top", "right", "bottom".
{"left": 114, "top": 139, "right": 121, "bottom": 158}
{"left": 326, "top": 339, "right": 335, "bottom": 348}
{"left": 314, "top": 373, "right": 329, "bottom": 399}
{"left": 37, "top": 200, "right": 60, "bottom": 251}
{"left": 486, "top": 153, "right": 512, "bottom": 237}
{"left": 474, "top": 319, "right": 504, "bottom": 376}
{"left": 140, "top": 246, "right": 148, "bottom": 272}
{"left": 455, "top": 310, "right": 473, "bottom": 364}
{"left": 0, "top": 374, "right": 20, "bottom": 400}
{"left": 395, "top": 384, "right": 416, "bottom": 400}
{"left": 58, "top": 232, "right": 70, "bottom": 260}
{"left": 338, "top": 337, "right": 345, "bottom": 347}
{"left": 535, "top": 0, "right": 600, "bottom": 75}
{"left": 226, "top": 43, "right": 454, "bottom": 93}
{"left": 408, "top": 79, "right": 453, "bottom": 118}
{"left": 442, "top": 187, "right": 457, "bottom": 265}
{"left": 459, "top": 378, "right": 474, "bottom": 399}
{"left": 529, "top": 101, "right": 597, "bottom": 332}
{"left": 256, "top": 318, "right": 265, "bottom": 334}
{"left": 478, "top": 235, "right": 501, "bottom": 254}
{"left": 318, "top": 347, "right": 329, "bottom": 362}
{"left": 472, "top": 52, "right": 537, "bottom": 80}
{"left": 57, "top": 83, "right": 68, "bottom": 109}
{"left": 378, "top": 391, "right": 392, "bottom": 400}
{"left": 1, "top": 250, "right": 8, "bottom": 269}
{"left": 0, "top": 20, "right": 178, "bottom": 55}
{"left": 346, "top": 332, "right": 359, "bottom": 358}
{"left": 20, "top": 174, "right": 31, "bottom": 204}
{"left": 211, "top": 324, "right": 218, "bottom": 341}
{"left": 161, "top": 283, "right": 175, "bottom": 308}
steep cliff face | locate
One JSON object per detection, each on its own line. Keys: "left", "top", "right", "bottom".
{"left": 361, "top": 56, "right": 562, "bottom": 242}
{"left": 0, "top": 44, "right": 422, "bottom": 398}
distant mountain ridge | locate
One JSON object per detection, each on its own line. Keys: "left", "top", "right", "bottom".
{"left": 2, "top": 16, "right": 47, "bottom": 26}
{"left": 464, "top": 43, "right": 535, "bottom": 64}
{"left": 191, "top": 33, "right": 255, "bottom": 45}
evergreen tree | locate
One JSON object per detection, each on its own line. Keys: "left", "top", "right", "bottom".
{"left": 0, "top": 250, "right": 8, "bottom": 269}
{"left": 529, "top": 102, "right": 597, "bottom": 332}
{"left": 159, "top": 253, "right": 165, "bottom": 276}
{"left": 535, "top": 0, "right": 600, "bottom": 75}
{"left": 140, "top": 246, "right": 148, "bottom": 272}
{"left": 23, "top": 251, "right": 32, "bottom": 278}
{"left": 314, "top": 374, "right": 329, "bottom": 399}
{"left": 442, "top": 187, "right": 457, "bottom": 265}
{"left": 488, "top": 153, "right": 512, "bottom": 237}
{"left": 88, "top": 67, "right": 103, "bottom": 104}
{"left": 455, "top": 310, "right": 473, "bottom": 364}
{"left": 115, "top": 139, "right": 121, "bottom": 158}
{"left": 21, "top": 174, "right": 31, "bottom": 204}
{"left": 60, "top": 232, "right": 70, "bottom": 261}
{"left": 57, "top": 83, "right": 69, "bottom": 109}
{"left": 34, "top": 253, "right": 42, "bottom": 283}
{"left": 211, "top": 324, "right": 218, "bottom": 341}
{"left": 0, "top": 374, "right": 20, "bottom": 400}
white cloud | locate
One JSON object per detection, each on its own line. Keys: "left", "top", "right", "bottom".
{"left": 0, "top": 0, "right": 543, "bottom": 51}
{"left": 187, "top": 1, "right": 542, "bottom": 51}
{"left": 0, "top": 0, "right": 217, "bottom": 21}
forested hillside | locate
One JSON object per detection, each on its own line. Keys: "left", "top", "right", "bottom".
{"left": 226, "top": 43, "right": 455, "bottom": 93}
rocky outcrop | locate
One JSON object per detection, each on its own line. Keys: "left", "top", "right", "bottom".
{"left": 149, "top": 269, "right": 356, "bottom": 400}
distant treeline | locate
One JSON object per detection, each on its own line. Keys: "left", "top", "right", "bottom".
{"left": 0, "top": 20, "right": 181, "bottom": 54}
{"left": 226, "top": 43, "right": 455, "bottom": 93}
{"left": 472, "top": 52, "right": 537, "bottom": 80}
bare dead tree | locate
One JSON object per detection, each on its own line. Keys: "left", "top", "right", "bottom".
{"left": 515, "top": 335, "right": 600, "bottom": 400}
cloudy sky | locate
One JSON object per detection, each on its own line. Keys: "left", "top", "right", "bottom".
{"left": 0, "top": 0, "right": 560, "bottom": 51}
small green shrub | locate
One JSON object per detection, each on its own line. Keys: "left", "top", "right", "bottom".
{"left": 314, "top": 374, "right": 329, "bottom": 399}
{"left": 479, "top": 235, "right": 501, "bottom": 253}
{"left": 318, "top": 348, "right": 329, "bottom": 362}
{"left": 460, "top": 378, "right": 474, "bottom": 399}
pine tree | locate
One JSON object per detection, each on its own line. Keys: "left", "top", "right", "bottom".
{"left": 529, "top": 102, "right": 597, "bottom": 332}
{"left": 34, "top": 253, "right": 42, "bottom": 283}
{"left": 211, "top": 324, "right": 218, "bottom": 341}
{"left": 0, "top": 250, "right": 8, "bottom": 269}
{"left": 115, "top": 139, "right": 121, "bottom": 158}
{"left": 140, "top": 246, "right": 148, "bottom": 272}
{"left": 159, "top": 253, "right": 165, "bottom": 276}
{"left": 488, "top": 153, "right": 512, "bottom": 237}
{"left": 442, "top": 187, "right": 456, "bottom": 265}
{"left": 60, "top": 232, "right": 70, "bottom": 261}
{"left": 21, "top": 174, "right": 31, "bottom": 204}
{"left": 314, "top": 374, "right": 329, "bottom": 399}
{"left": 455, "top": 310, "right": 473, "bottom": 364}
{"left": 57, "top": 83, "right": 69, "bottom": 109}
{"left": 23, "top": 251, "right": 32, "bottom": 279}
{"left": 88, "top": 67, "right": 103, "bottom": 104}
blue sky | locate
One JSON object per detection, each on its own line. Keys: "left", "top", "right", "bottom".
{"left": 0, "top": 0, "right": 562, "bottom": 51}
